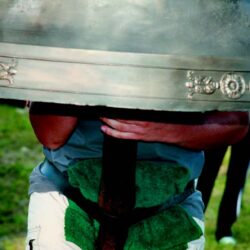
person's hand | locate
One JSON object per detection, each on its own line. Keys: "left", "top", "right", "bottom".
{"left": 100, "top": 111, "right": 249, "bottom": 150}
{"left": 100, "top": 117, "right": 180, "bottom": 143}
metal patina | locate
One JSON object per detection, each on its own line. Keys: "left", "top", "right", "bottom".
{"left": 0, "top": 0, "right": 250, "bottom": 111}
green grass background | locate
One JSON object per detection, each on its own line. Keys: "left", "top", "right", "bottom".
{"left": 0, "top": 104, "right": 249, "bottom": 250}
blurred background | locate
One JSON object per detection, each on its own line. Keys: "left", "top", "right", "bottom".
{"left": 0, "top": 103, "right": 249, "bottom": 250}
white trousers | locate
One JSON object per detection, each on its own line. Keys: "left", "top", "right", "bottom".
{"left": 26, "top": 192, "right": 205, "bottom": 250}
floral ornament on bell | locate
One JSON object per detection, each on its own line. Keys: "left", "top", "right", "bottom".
{"left": 186, "top": 71, "right": 248, "bottom": 100}
{"left": 220, "top": 73, "right": 247, "bottom": 99}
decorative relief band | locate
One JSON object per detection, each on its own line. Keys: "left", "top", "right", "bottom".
{"left": 186, "top": 71, "right": 249, "bottom": 99}
{"left": 0, "top": 59, "right": 18, "bottom": 85}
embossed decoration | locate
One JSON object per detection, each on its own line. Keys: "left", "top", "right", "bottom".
{"left": 186, "top": 71, "right": 219, "bottom": 99}
{"left": 0, "top": 60, "right": 18, "bottom": 84}
{"left": 220, "top": 73, "right": 246, "bottom": 99}
{"left": 186, "top": 71, "right": 249, "bottom": 100}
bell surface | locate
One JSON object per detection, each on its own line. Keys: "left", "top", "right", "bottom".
{"left": 0, "top": 0, "right": 250, "bottom": 111}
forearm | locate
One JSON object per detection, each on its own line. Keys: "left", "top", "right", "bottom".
{"left": 101, "top": 111, "right": 249, "bottom": 150}
{"left": 166, "top": 122, "right": 248, "bottom": 150}
{"left": 29, "top": 102, "right": 78, "bottom": 149}
{"left": 161, "top": 111, "right": 249, "bottom": 150}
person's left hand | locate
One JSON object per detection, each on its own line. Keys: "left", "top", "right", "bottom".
{"left": 100, "top": 117, "right": 180, "bottom": 143}
{"left": 100, "top": 111, "right": 249, "bottom": 149}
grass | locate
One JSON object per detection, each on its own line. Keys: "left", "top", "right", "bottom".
{"left": 204, "top": 149, "right": 250, "bottom": 250}
{"left": 0, "top": 105, "right": 249, "bottom": 249}
{"left": 0, "top": 105, "right": 43, "bottom": 250}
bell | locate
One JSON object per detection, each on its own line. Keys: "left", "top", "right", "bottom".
{"left": 0, "top": 0, "right": 250, "bottom": 110}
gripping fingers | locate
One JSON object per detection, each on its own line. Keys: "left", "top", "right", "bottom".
{"left": 100, "top": 118, "right": 145, "bottom": 133}
{"left": 100, "top": 124, "right": 141, "bottom": 140}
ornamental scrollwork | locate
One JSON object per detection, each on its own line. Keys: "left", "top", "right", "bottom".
{"left": 0, "top": 59, "right": 18, "bottom": 85}
{"left": 186, "top": 71, "right": 249, "bottom": 99}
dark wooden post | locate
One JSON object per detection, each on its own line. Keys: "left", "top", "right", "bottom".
{"left": 97, "top": 134, "right": 137, "bottom": 250}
